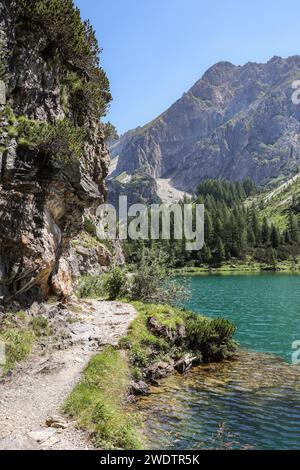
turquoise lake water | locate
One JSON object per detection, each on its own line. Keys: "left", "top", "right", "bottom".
{"left": 184, "top": 273, "right": 300, "bottom": 363}
{"left": 141, "top": 274, "right": 300, "bottom": 450}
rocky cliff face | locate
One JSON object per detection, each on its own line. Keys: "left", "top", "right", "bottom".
{"left": 110, "top": 56, "right": 300, "bottom": 191}
{"left": 0, "top": 1, "right": 111, "bottom": 307}
{"left": 107, "top": 173, "right": 161, "bottom": 207}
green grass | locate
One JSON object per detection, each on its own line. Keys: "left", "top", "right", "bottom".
{"left": 119, "top": 303, "right": 172, "bottom": 368}
{"left": 72, "top": 227, "right": 113, "bottom": 254}
{"left": 30, "top": 316, "right": 51, "bottom": 337}
{"left": 132, "top": 302, "right": 185, "bottom": 330}
{"left": 0, "top": 328, "right": 34, "bottom": 373}
{"left": 76, "top": 275, "right": 108, "bottom": 299}
{"left": 72, "top": 231, "right": 100, "bottom": 249}
{"left": 172, "top": 257, "right": 300, "bottom": 275}
{"left": 64, "top": 301, "right": 236, "bottom": 450}
{"left": 7, "top": 125, "right": 18, "bottom": 138}
{"left": 120, "top": 302, "right": 236, "bottom": 372}
{"left": 64, "top": 346, "right": 143, "bottom": 450}
{"left": 0, "top": 311, "right": 53, "bottom": 373}
{"left": 248, "top": 174, "right": 300, "bottom": 231}
{"left": 114, "top": 171, "right": 129, "bottom": 183}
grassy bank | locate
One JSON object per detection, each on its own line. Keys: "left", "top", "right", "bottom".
{"left": 0, "top": 312, "right": 50, "bottom": 374}
{"left": 121, "top": 302, "right": 236, "bottom": 376}
{"left": 64, "top": 346, "right": 143, "bottom": 450}
{"left": 64, "top": 301, "right": 236, "bottom": 450}
{"left": 172, "top": 258, "right": 300, "bottom": 275}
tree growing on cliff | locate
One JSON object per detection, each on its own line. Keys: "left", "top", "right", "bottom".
{"left": 17, "top": 117, "right": 85, "bottom": 164}
{"left": 17, "top": 0, "right": 111, "bottom": 118}
{"left": 103, "top": 122, "right": 119, "bottom": 141}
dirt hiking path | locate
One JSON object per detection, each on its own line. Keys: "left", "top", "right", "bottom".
{"left": 0, "top": 300, "right": 136, "bottom": 450}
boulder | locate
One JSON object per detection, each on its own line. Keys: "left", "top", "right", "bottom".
{"left": 175, "top": 354, "right": 202, "bottom": 374}
{"left": 147, "top": 317, "right": 186, "bottom": 344}
{"left": 145, "top": 361, "right": 175, "bottom": 382}
{"left": 130, "top": 380, "right": 149, "bottom": 396}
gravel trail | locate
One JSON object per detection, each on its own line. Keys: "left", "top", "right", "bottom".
{"left": 0, "top": 300, "right": 136, "bottom": 450}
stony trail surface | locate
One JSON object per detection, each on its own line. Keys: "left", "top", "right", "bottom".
{"left": 0, "top": 300, "right": 136, "bottom": 450}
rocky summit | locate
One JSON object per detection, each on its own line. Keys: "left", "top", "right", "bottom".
{"left": 110, "top": 56, "right": 300, "bottom": 192}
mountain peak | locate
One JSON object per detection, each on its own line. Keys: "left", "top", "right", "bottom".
{"left": 201, "top": 61, "right": 237, "bottom": 85}
{"left": 110, "top": 56, "right": 300, "bottom": 192}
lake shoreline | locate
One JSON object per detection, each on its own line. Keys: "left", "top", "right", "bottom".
{"left": 138, "top": 348, "right": 300, "bottom": 450}
{"left": 172, "top": 262, "right": 300, "bottom": 276}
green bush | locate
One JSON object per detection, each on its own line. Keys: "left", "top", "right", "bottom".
{"left": 76, "top": 276, "right": 106, "bottom": 299}
{"left": 129, "top": 249, "right": 190, "bottom": 304}
{"left": 185, "top": 316, "right": 236, "bottom": 361}
{"left": 104, "top": 267, "right": 126, "bottom": 300}
{"left": 76, "top": 269, "right": 126, "bottom": 300}
{"left": 84, "top": 218, "right": 97, "bottom": 238}
{"left": 17, "top": 117, "right": 85, "bottom": 164}
{"left": 120, "top": 302, "right": 236, "bottom": 378}
{"left": 1, "top": 109, "right": 86, "bottom": 165}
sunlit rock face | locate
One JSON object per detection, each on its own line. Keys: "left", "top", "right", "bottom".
{"left": 111, "top": 57, "right": 300, "bottom": 192}
{"left": 0, "top": 1, "right": 110, "bottom": 306}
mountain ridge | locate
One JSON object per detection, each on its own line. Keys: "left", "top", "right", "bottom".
{"left": 110, "top": 55, "right": 300, "bottom": 192}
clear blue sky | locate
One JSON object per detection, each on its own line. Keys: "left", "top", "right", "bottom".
{"left": 75, "top": 0, "right": 300, "bottom": 134}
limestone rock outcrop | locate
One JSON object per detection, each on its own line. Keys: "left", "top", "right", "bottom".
{"left": 0, "top": 1, "right": 111, "bottom": 306}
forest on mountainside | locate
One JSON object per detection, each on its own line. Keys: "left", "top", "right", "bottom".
{"left": 124, "top": 179, "right": 300, "bottom": 270}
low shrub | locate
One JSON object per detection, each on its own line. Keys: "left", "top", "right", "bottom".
{"left": 129, "top": 249, "right": 190, "bottom": 305}
{"left": 17, "top": 117, "right": 85, "bottom": 164}
{"left": 185, "top": 315, "right": 236, "bottom": 361}
{"left": 76, "top": 276, "right": 106, "bottom": 299}
{"left": 76, "top": 267, "right": 126, "bottom": 301}
{"left": 104, "top": 267, "right": 127, "bottom": 300}
{"left": 121, "top": 302, "right": 236, "bottom": 378}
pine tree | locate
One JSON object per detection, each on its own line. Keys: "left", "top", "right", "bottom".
{"left": 216, "top": 237, "right": 226, "bottom": 264}
{"left": 251, "top": 209, "right": 261, "bottom": 246}
{"left": 261, "top": 217, "right": 270, "bottom": 245}
{"left": 204, "top": 212, "right": 213, "bottom": 246}
{"left": 284, "top": 229, "right": 292, "bottom": 245}
{"left": 202, "top": 244, "right": 212, "bottom": 264}
{"left": 270, "top": 225, "right": 280, "bottom": 249}
{"left": 289, "top": 213, "right": 300, "bottom": 244}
